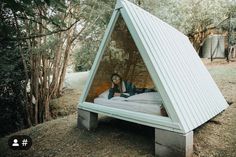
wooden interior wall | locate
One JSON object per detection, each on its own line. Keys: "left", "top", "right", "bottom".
{"left": 86, "top": 16, "right": 155, "bottom": 102}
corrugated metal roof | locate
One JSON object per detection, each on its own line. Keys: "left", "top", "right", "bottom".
{"left": 119, "top": 0, "right": 228, "bottom": 132}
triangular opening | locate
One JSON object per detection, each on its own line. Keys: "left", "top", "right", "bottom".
{"left": 83, "top": 15, "right": 168, "bottom": 117}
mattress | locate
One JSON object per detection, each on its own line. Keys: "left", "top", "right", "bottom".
{"left": 94, "top": 97, "right": 161, "bottom": 115}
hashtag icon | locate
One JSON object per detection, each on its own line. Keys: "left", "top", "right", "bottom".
{"left": 22, "top": 139, "right": 28, "bottom": 146}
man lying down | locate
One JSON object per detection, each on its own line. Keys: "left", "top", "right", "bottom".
{"left": 94, "top": 73, "right": 167, "bottom": 116}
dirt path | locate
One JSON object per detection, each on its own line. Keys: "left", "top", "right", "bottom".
{"left": 0, "top": 61, "right": 236, "bottom": 157}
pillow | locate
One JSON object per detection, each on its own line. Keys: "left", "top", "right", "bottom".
{"left": 98, "top": 90, "right": 109, "bottom": 98}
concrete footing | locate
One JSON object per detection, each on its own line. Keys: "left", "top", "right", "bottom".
{"left": 155, "top": 128, "right": 193, "bottom": 157}
{"left": 77, "top": 109, "right": 98, "bottom": 130}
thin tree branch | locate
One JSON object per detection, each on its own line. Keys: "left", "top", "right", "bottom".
{"left": 71, "top": 15, "right": 100, "bottom": 43}
{"left": 18, "top": 16, "right": 50, "bottom": 31}
{"left": 1, "top": 19, "right": 80, "bottom": 41}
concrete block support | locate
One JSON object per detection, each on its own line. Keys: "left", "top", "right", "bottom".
{"left": 77, "top": 109, "right": 98, "bottom": 130}
{"left": 155, "top": 128, "right": 193, "bottom": 157}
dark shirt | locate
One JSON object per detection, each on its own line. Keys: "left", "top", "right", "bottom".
{"left": 108, "top": 81, "right": 136, "bottom": 99}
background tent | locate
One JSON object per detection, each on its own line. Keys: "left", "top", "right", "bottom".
{"left": 201, "top": 35, "right": 225, "bottom": 58}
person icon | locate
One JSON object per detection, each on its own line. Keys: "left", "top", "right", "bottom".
{"left": 12, "top": 139, "right": 19, "bottom": 147}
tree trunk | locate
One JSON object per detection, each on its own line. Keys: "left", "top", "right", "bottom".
{"left": 50, "top": 33, "right": 63, "bottom": 98}
{"left": 13, "top": 12, "right": 32, "bottom": 127}
{"left": 57, "top": 27, "right": 74, "bottom": 96}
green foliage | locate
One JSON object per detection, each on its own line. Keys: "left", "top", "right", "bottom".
{"left": 0, "top": 0, "right": 70, "bottom": 136}
{"left": 74, "top": 42, "right": 95, "bottom": 71}
{"left": 74, "top": 0, "right": 236, "bottom": 71}
{"left": 0, "top": 13, "right": 28, "bottom": 136}
{"left": 140, "top": 0, "right": 234, "bottom": 35}
{"left": 74, "top": 0, "right": 115, "bottom": 71}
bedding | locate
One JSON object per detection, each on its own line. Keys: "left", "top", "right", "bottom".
{"left": 110, "top": 92, "right": 162, "bottom": 104}
{"left": 94, "top": 92, "right": 163, "bottom": 115}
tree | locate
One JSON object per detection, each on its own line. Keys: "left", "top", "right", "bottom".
{"left": 74, "top": 0, "right": 115, "bottom": 71}
{"left": 0, "top": 2, "right": 30, "bottom": 136}
{"left": 1, "top": 0, "right": 117, "bottom": 133}
{"left": 0, "top": 0, "right": 91, "bottom": 133}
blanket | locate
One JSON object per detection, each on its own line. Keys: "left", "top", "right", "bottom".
{"left": 99, "top": 90, "right": 163, "bottom": 105}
